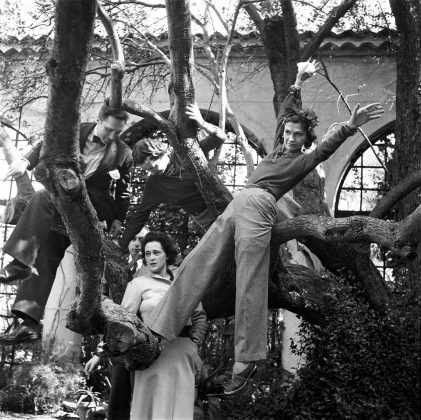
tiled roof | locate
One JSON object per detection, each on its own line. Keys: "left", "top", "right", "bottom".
{"left": 0, "top": 29, "right": 399, "bottom": 59}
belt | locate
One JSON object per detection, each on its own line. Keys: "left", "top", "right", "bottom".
{"left": 178, "top": 325, "right": 192, "bottom": 337}
{"left": 244, "top": 184, "right": 275, "bottom": 198}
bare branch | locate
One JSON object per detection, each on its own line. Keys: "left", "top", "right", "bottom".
{"left": 301, "top": 0, "right": 358, "bottom": 59}
{"left": 370, "top": 169, "right": 421, "bottom": 219}
{"left": 318, "top": 59, "right": 390, "bottom": 175}
{"left": 97, "top": 0, "right": 125, "bottom": 107}
{"left": 103, "top": 0, "right": 165, "bottom": 7}
{"left": 204, "top": 0, "right": 229, "bottom": 34}
{"left": 244, "top": 3, "right": 265, "bottom": 34}
{"left": 292, "top": 0, "right": 329, "bottom": 16}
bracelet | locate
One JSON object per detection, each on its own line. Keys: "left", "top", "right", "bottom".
{"left": 342, "top": 124, "right": 358, "bottom": 136}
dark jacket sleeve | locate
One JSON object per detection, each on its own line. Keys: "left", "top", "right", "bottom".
{"left": 273, "top": 86, "right": 303, "bottom": 150}
{"left": 311, "top": 124, "right": 353, "bottom": 163}
{"left": 198, "top": 131, "right": 227, "bottom": 155}
{"left": 25, "top": 142, "right": 42, "bottom": 171}
{"left": 25, "top": 122, "right": 95, "bottom": 170}
{"left": 114, "top": 147, "right": 133, "bottom": 223}
{"left": 119, "top": 177, "right": 160, "bottom": 250}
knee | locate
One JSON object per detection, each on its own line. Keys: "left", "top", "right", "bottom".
{"left": 31, "top": 189, "right": 53, "bottom": 207}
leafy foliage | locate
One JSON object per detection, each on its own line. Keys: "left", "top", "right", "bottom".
{"left": 0, "top": 346, "right": 85, "bottom": 414}
{"left": 280, "top": 279, "right": 420, "bottom": 420}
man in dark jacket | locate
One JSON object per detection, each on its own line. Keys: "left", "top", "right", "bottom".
{"left": 0, "top": 104, "right": 133, "bottom": 344}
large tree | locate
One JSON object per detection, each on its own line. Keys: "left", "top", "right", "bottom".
{"left": 1, "top": 0, "right": 420, "bottom": 369}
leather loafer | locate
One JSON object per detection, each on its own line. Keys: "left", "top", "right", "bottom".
{"left": 223, "top": 362, "right": 257, "bottom": 396}
{"left": 0, "top": 262, "right": 32, "bottom": 284}
{"left": 0, "top": 324, "right": 41, "bottom": 345}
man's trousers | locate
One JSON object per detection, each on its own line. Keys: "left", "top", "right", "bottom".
{"left": 3, "top": 190, "right": 70, "bottom": 322}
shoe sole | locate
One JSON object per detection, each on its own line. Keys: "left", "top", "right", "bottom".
{"left": 223, "top": 365, "right": 258, "bottom": 396}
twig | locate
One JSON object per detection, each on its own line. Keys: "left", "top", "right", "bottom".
{"left": 0, "top": 116, "right": 31, "bottom": 143}
{"left": 319, "top": 59, "right": 390, "bottom": 175}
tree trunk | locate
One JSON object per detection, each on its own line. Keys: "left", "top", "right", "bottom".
{"left": 389, "top": 0, "right": 421, "bottom": 287}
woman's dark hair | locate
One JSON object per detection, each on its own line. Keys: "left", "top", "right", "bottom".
{"left": 141, "top": 231, "right": 178, "bottom": 266}
{"left": 133, "top": 138, "right": 169, "bottom": 165}
{"left": 283, "top": 113, "right": 317, "bottom": 148}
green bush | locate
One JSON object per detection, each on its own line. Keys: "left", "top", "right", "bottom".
{"left": 280, "top": 279, "right": 421, "bottom": 420}
{"left": 0, "top": 348, "right": 85, "bottom": 414}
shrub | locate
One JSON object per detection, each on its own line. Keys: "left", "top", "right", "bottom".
{"left": 0, "top": 347, "right": 85, "bottom": 414}
{"left": 280, "top": 279, "right": 421, "bottom": 420}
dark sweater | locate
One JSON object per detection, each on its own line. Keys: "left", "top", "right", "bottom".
{"left": 119, "top": 133, "right": 224, "bottom": 249}
{"left": 247, "top": 123, "right": 352, "bottom": 200}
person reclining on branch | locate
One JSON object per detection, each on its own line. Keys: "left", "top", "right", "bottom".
{"left": 119, "top": 103, "right": 300, "bottom": 251}
{"left": 0, "top": 104, "right": 133, "bottom": 345}
{"left": 146, "top": 60, "right": 385, "bottom": 396}
{"left": 118, "top": 102, "right": 227, "bottom": 250}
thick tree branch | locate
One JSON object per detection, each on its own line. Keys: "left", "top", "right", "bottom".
{"left": 370, "top": 169, "right": 421, "bottom": 219}
{"left": 273, "top": 208, "right": 421, "bottom": 259}
{"left": 301, "top": 0, "right": 359, "bottom": 59}
{"left": 97, "top": 1, "right": 125, "bottom": 107}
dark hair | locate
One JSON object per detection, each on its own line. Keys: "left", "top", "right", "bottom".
{"left": 133, "top": 138, "right": 169, "bottom": 165}
{"left": 98, "top": 103, "right": 128, "bottom": 122}
{"left": 141, "top": 231, "right": 178, "bottom": 266}
{"left": 283, "top": 113, "right": 317, "bottom": 149}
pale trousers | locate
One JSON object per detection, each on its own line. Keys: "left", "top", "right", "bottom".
{"left": 149, "top": 187, "right": 277, "bottom": 362}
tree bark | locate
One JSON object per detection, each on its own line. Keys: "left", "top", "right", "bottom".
{"left": 35, "top": 0, "right": 161, "bottom": 368}
{"left": 389, "top": 0, "right": 421, "bottom": 287}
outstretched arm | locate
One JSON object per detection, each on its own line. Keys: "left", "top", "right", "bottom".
{"left": 186, "top": 103, "right": 227, "bottom": 154}
{"left": 314, "top": 102, "right": 384, "bottom": 162}
{"left": 274, "top": 60, "right": 319, "bottom": 149}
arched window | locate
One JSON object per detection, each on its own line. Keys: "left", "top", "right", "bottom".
{"left": 335, "top": 122, "right": 395, "bottom": 217}
{"left": 334, "top": 122, "right": 395, "bottom": 282}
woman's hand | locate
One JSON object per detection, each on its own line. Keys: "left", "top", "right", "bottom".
{"left": 186, "top": 103, "right": 205, "bottom": 126}
{"left": 84, "top": 355, "right": 102, "bottom": 375}
{"left": 295, "top": 59, "right": 319, "bottom": 85}
{"left": 347, "top": 103, "right": 384, "bottom": 129}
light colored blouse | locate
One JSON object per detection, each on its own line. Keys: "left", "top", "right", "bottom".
{"left": 121, "top": 268, "right": 207, "bottom": 345}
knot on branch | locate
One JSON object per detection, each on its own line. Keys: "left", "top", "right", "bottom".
{"left": 394, "top": 241, "right": 418, "bottom": 260}
{"left": 33, "top": 164, "right": 50, "bottom": 183}
{"left": 324, "top": 225, "right": 348, "bottom": 239}
{"left": 57, "top": 168, "right": 82, "bottom": 197}
{"left": 111, "top": 62, "right": 125, "bottom": 75}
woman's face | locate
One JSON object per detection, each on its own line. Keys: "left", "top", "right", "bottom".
{"left": 282, "top": 121, "right": 308, "bottom": 153}
{"left": 144, "top": 241, "right": 167, "bottom": 275}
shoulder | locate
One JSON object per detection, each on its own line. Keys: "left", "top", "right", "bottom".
{"left": 117, "top": 140, "right": 133, "bottom": 157}
{"left": 80, "top": 122, "right": 96, "bottom": 139}
{"left": 129, "top": 274, "right": 154, "bottom": 290}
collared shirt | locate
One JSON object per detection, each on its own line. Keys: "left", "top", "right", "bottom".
{"left": 82, "top": 125, "right": 107, "bottom": 178}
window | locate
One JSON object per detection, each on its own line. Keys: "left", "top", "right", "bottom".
{"left": 334, "top": 123, "right": 395, "bottom": 282}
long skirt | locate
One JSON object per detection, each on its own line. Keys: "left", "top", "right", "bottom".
{"left": 130, "top": 337, "right": 201, "bottom": 420}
